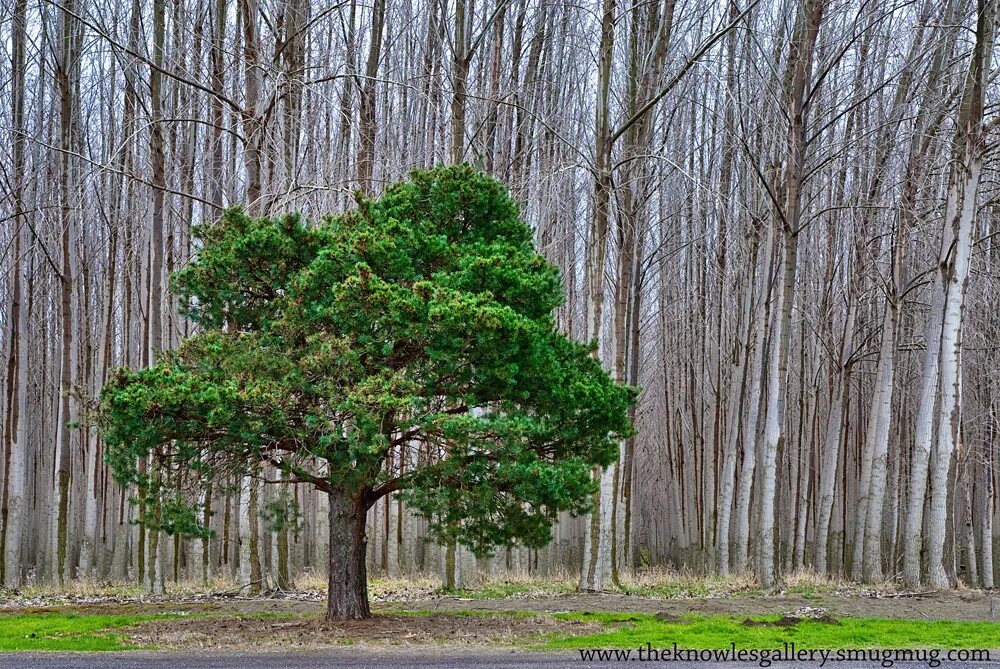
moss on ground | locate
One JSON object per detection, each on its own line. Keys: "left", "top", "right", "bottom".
{"left": 4, "top": 608, "right": 998, "bottom": 653}
{"left": 543, "top": 613, "right": 1000, "bottom": 650}
{"left": 0, "top": 612, "right": 179, "bottom": 651}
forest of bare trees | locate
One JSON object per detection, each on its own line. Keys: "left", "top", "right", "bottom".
{"left": 2, "top": 0, "right": 1000, "bottom": 594}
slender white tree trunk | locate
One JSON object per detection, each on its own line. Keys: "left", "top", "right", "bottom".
{"left": 2, "top": 0, "right": 29, "bottom": 591}
{"left": 860, "top": 299, "right": 899, "bottom": 582}
{"left": 238, "top": 475, "right": 253, "bottom": 593}
{"left": 758, "top": 285, "right": 785, "bottom": 587}
{"left": 579, "top": 0, "right": 617, "bottom": 593}
{"left": 78, "top": 435, "right": 99, "bottom": 579}
{"left": 815, "top": 296, "right": 855, "bottom": 575}
{"left": 717, "top": 268, "right": 754, "bottom": 575}
{"left": 733, "top": 228, "right": 773, "bottom": 573}
{"left": 926, "top": 0, "right": 995, "bottom": 588}
{"left": 902, "top": 275, "right": 946, "bottom": 587}
{"left": 758, "top": 0, "right": 824, "bottom": 588}
{"left": 981, "top": 408, "right": 995, "bottom": 588}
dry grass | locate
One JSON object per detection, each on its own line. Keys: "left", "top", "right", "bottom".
{"left": 15, "top": 577, "right": 240, "bottom": 599}
{"left": 4, "top": 566, "right": 925, "bottom": 607}
{"left": 782, "top": 570, "right": 842, "bottom": 590}
{"left": 620, "top": 567, "right": 760, "bottom": 597}
{"left": 781, "top": 569, "right": 909, "bottom": 598}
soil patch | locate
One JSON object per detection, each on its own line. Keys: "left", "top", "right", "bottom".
{"left": 742, "top": 616, "right": 802, "bottom": 628}
{"left": 741, "top": 615, "right": 838, "bottom": 627}
{"left": 389, "top": 589, "right": 998, "bottom": 622}
{"left": 653, "top": 611, "right": 684, "bottom": 623}
{"left": 126, "top": 613, "right": 601, "bottom": 650}
{"left": 2, "top": 588, "right": 994, "bottom": 630}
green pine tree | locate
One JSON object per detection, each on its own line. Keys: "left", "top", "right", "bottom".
{"left": 100, "top": 165, "right": 635, "bottom": 620}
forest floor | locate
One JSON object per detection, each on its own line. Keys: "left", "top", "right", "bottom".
{"left": 1, "top": 574, "right": 998, "bottom": 651}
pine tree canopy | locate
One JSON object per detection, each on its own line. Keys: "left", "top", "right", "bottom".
{"left": 100, "top": 165, "right": 636, "bottom": 554}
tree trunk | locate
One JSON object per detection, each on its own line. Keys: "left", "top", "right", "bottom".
{"left": 815, "top": 297, "right": 855, "bottom": 575}
{"left": 982, "top": 403, "right": 995, "bottom": 588}
{"left": 53, "top": 0, "right": 80, "bottom": 587}
{"left": 758, "top": 0, "right": 824, "bottom": 588}
{"left": 578, "top": 0, "right": 617, "bottom": 594}
{"left": 326, "top": 490, "right": 370, "bottom": 620}
{"left": 210, "top": 0, "right": 227, "bottom": 212}
{"left": 927, "top": 0, "right": 995, "bottom": 589}
{"left": 733, "top": 221, "right": 773, "bottom": 573}
{"left": 237, "top": 474, "right": 260, "bottom": 594}
{"left": 859, "top": 298, "right": 898, "bottom": 582}
{"left": 357, "top": 0, "right": 386, "bottom": 194}
{"left": 2, "top": 0, "right": 29, "bottom": 591}
{"left": 450, "top": 0, "right": 468, "bottom": 163}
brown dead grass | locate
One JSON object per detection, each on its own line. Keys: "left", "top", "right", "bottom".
{"left": 126, "top": 612, "right": 601, "bottom": 649}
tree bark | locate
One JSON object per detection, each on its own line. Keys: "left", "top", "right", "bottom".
{"left": 926, "top": 0, "right": 996, "bottom": 589}
{"left": 758, "top": 0, "right": 824, "bottom": 588}
{"left": 326, "top": 490, "right": 371, "bottom": 620}
{"left": 2, "top": 0, "right": 29, "bottom": 590}
{"left": 579, "top": 0, "right": 617, "bottom": 594}
{"left": 53, "top": 0, "right": 80, "bottom": 587}
{"left": 357, "top": 0, "right": 386, "bottom": 194}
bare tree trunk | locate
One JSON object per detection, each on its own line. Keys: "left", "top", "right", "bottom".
{"left": 143, "top": 0, "right": 169, "bottom": 595}
{"left": 357, "top": 0, "right": 386, "bottom": 194}
{"left": 450, "top": 0, "right": 469, "bottom": 164}
{"left": 210, "top": 0, "right": 227, "bottom": 213}
{"left": 982, "top": 403, "right": 996, "bottom": 588}
{"left": 926, "top": 0, "right": 996, "bottom": 588}
{"left": 53, "top": 0, "right": 80, "bottom": 587}
{"left": 859, "top": 294, "right": 899, "bottom": 581}
{"left": 2, "top": 0, "right": 29, "bottom": 590}
{"left": 758, "top": 0, "right": 824, "bottom": 588}
{"left": 237, "top": 474, "right": 262, "bottom": 594}
{"left": 733, "top": 218, "right": 773, "bottom": 574}
{"left": 241, "top": 0, "right": 264, "bottom": 212}
{"left": 579, "top": 0, "right": 616, "bottom": 593}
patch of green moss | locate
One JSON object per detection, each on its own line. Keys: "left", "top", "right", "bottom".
{"left": 0, "top": 612, "right": 179, "bottom": 651}
{"left": 543, "top": 613, "right": 1000, "bottom": 650}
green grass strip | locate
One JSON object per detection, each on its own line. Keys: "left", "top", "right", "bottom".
{"left": 0, "top": 612, "right": 179, "bottom": 651}
{"left": 544, "top": 613, "right": 1000, "bottom": 650}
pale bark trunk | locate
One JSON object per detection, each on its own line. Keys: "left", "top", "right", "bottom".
{"left": 859, "top": 300, "right": 898, "bottom": 581}
{"left": 717, "top": 238, "right": 755, "bottom": 575}
{"left": 981, "top": 405, "right": 995, "bottom": 588}
{"left": 758, "top": 277, "right": 786, "bottom": 587}
{"left": 210, "top": 0, "right": 226, "bottom": 212}
{"left": 237, "top": 475, "right": 260, "bottom": 594}
{"left": 926, "top": 0, "right": 995, "bottom": 589}
{"left": 814, "top": 297, "right": 855, "bottom": 575}
{"left": 902, "top": 277, "right": 946, "bottom": 587}
{"left": 240, "top": 0, "right": 264, "bottom": 212}
{"left": 579, "top": 0, "right": 617, "bottom": 593}
{"left": 733, "top": 224, "right": 773, "bottom": 573}
{"left": 53, "top": 0, "right": 79, "bottom": 586}
{"left": 450, "top": 0, "right": 468, "bottom": 163}
{"left": 758, "top": 0, "right": 824, "bottom": 588}
{"left": 2, "top": 0, "right": 29, "bottom": 591}
{"left": 357, "top": 0, "right": 386, "bottom": 193}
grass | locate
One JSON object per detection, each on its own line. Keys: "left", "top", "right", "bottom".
{"left": 0, "top": 612, "right": 178, "bottom": 651}
{"left": 3, "top": 608, "right": 997, "bottom": 653}
{"left": 543, "top": 613, "right": 1000, "bottom": 650}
